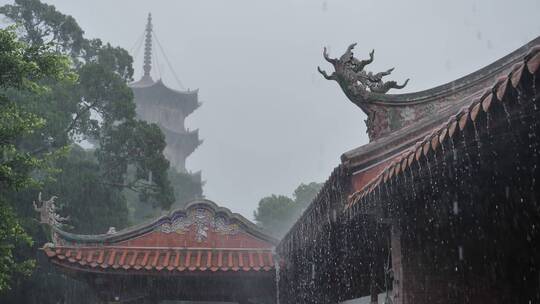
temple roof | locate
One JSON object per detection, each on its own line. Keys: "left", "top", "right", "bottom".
{"left": 130, "top": 79, "right": 200, "bottom": 116}
{"left": 43, "top": 199, "right": 277, "bottom": 274}
{"left": 44, "top": 246, "right": 275, "bottom": 273}
{"left": 345, "top": 41, "right": 540, "bottom": 206}
{"left": 159, "top": 126, "right": 201, "bottom": 156}
{"left": 320, "top": 37, "right": 540, "bottom": 142}
{"left": 129, "top": 13, "right": 200, "bottom": 116}
{"left": 342, "top": 37, "right": 540, "bottom": 171}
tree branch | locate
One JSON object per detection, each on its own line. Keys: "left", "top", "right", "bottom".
{"left": 99, "top": 178, "right": 159, "bottom": 193}
{"left": 64, "top": 98, "right": 101, "bottom": 135}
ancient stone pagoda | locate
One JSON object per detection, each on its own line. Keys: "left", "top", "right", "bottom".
{"left": 42, "top": 200, "right": 278, "bottom": 303}
{"left": 278, "top": 37, "right": 540, "bottom": 304}
{"left": 130, "top": 14, "right": 202, "bottom": 182}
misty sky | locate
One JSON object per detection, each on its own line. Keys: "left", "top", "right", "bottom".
{"left": 4, "top": 0, "right": 540, "bottom": 219}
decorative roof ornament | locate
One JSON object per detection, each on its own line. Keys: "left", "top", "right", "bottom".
{"left": 40, "top": 198, "right": 278, "bottom": 299}
{"left": 158, "top": 206, "right": 239, "bottom": 243}
{"left": 33, "top": 192, "right": 69, "bottom": 229}
{"left": 129, "top": 14, "right": 202, "bottom": 179}
{"left": 318, "top": 43, "right": 411, "bottom": 140}
{"left": 318, "top": 43, "right": 409, "bottom": 98}
{"left": 132, "top": 12, "right": 155, "bottom": 87}
{"left": 143, "top": 13, "right": 153, "bottom": 79}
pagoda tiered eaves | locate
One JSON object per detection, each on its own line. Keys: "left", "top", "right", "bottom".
{"left": 127, "top": 14, "right": 204, "bottom": 205}
{"left": 131, "top": 79, "right": 200, "bottom": 116}
{"left": 130, "top": 79, "right": 202, "bottom": 172}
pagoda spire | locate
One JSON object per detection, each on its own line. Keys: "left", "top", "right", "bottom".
{"left": 142, "top": 13, "right": 153, "bottom": 81}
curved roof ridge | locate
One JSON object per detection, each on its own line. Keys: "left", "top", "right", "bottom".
{"left": 343, "top": 37, "right": 540, "bottom": 165}
{"left": 347, "top": 44, "right": 540, "bottom": 208}
{"left": 54, "top": 199, "right": 278, "bottom": 245}
{"left": 158, "top": 124, "right": 199, "bottom": 136}
{"left": 367, "top": 35, "right": 540, "bottom": 106}
{"left": 129, "top": 78, "right": 198, "bottom": 95}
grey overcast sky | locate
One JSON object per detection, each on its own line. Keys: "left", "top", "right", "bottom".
{"left": 5, "top": 0, "right": 540, "bottom": 219}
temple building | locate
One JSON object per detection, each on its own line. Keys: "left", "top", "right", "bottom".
{"left": 42, "top": 200, "right": 278, "bottom": 303}
{"left": 130, "top": 14, "right": 202, "bottom": 185}
{"left": 278, "top": 37, "right": 540, "bottom": 303}
{"left": 40, "top": 26, "right": 540, "bottom": 303}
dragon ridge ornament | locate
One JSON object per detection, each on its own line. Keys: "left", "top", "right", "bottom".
{"left": 318, "top": 43, "right": 409, "bottom": 97}
{"left": 317, "top": 43, "right": 411, "bottom": 140}
{"left": 158, "top": 207, "right": 239, "bottom": 243}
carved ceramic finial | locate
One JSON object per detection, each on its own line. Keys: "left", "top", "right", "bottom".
{"left": 318, "top": 43, "right": 409, "bottom": 97}
{"left": 33, "top": 192, "right": 68, "bottom": 228}
{"left": 318, "top": 44, "right": 410, "bottom": 140}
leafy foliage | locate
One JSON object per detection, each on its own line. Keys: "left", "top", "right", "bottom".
{"left": 254, "top": 182, "right": 322, "bottom": 238}
{"left": 0, "top": 0, "right": 85, "bottom": 58}
{"left": 168, "top": 168, "right": 203, "bottom": 206}
{"left": 0, "top": 0, "right": 174, "bottom": 299}
{"left": 254, "top": 195, "right": 296, "bottom": 238}
{"left": 2, "top": 0, "right": 174, "bottom": 208}
{"left": 0, "top": 26, "right": 70, "bottom": 292}
{"left": 293, "top": 182, "right": 324, "bottom": 210}
{"left": 0, "top": 201, "right": 34, "bottom": 293}
{"left": 47, "top": 146, "right": 129, "bottom": 234}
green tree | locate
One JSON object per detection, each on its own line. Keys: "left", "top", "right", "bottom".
{"left": 0, "top": 0, "right": 85, "bottom": 58}
{"left": 48, "top": 146, "right": 129, "bottom": 234}
{"left": 169, "top": 169, "right": 203, "bottom": 206}
{"left": 0, "top": 1, "right": 174, "bottom": 301}
{"left": 253, "top": 182, "right": 323, "bottom": 238}
{"left": 0, "top": 26, "right": 71, "bottom": 292}
{"left": 254, "top": 195, "right": 296, "bottom": 238}
{"left": 293, "top": 182, "right": 323, "bottom": 211}
{"left": 1, "top": 0, "right": 174, "bottom": 209}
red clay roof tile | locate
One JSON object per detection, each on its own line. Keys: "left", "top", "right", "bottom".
{"left": 43, "top": 246, "right": 274, "bottom": 273}
{"left": 348, "top": 45, "right": 540, "bottom": 208}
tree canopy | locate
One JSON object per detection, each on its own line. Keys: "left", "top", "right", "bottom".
{"left": 0, "top": 0, "right": 177, "bottom": 300}
{"left": 254, "top": 182, "right": 323, "bottom": 238}
{"left": 1, "top": 0, "right": 174, "bottom": 210}
{"left": 0, "top": 25, "right": 71, "bottom": 292}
